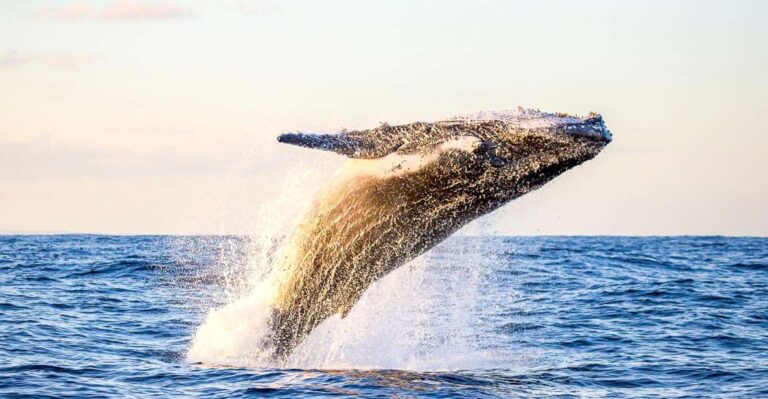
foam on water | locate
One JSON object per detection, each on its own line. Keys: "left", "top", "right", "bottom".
{"left": 186, "top": 279, "right": 277, "bottom": 366}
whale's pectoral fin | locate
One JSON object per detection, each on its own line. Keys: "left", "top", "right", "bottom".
{"left": 277, "top": 131, "right": 401, "bottom": 159}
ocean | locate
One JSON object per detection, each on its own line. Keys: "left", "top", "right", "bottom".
{"left": 0, "top": 235, "right": 766, "bottom": 398}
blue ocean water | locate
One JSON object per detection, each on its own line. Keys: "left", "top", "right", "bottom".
{"left": 0, "top": 235, "right": 766, "bottom": 398}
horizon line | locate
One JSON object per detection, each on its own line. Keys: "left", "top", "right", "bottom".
{"left": 1, "top": 232, "right": 766, "bottom": 239}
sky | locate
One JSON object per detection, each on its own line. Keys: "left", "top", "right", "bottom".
{"left": 0, "top": 0, "right": 766, "bottom": 236}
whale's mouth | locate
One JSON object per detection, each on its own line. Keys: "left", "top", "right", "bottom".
{"left": 563, "top": 114, "right": 612, "bottom": 144}
{"left": 450, "top": 107, "right": 612, "bottom": 144}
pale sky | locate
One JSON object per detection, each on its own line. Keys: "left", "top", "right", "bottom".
{"left": 1, "top": 0, "right": 766, "bottom": 235}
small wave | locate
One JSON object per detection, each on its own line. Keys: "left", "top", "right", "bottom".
{"left": 65, "top": 260, "right": 161, "bottom": 278}
{"left": 731, "top": 262, "right": 768, "bottom": 271}
{"left": 0, "top": 302, "right": 25, "bottom": 311}
{"left": 0, "top": 364, "right": 102, "bottom": 376}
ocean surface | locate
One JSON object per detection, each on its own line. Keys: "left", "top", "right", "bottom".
{"left": 0, "top": 235, "right": 766, "bottom": 398}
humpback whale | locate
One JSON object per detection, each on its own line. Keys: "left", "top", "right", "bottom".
{"left": 268, "top": 108, "right": 612, "bottom": 360}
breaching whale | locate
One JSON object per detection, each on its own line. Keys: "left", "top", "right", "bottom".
{"left": 268, "top": 108, "right": 612, "bottom": 360}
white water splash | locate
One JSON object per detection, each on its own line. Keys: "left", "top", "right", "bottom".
{"left": 184, "top": 143, "right": 514, "bottom": 371}
{"left": 286, "top": 253, "right": 492, "bottom": 370}
{"left": 186, "top": 278, "right": 278, "bottom": 366}
{"left": 186, "top": 243, "right": 506, "bottom": 370}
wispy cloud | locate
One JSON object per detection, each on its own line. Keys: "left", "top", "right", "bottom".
{"left": 0, "top": 51, "right": 95, "bottom": 70}
{"left": 35, "top": 1, "right": 93, "bottom": 21}
{"left": 238, "top": 0, "right": 282, "bottom": 16}
{"left": 34, "top": 0, "right": 193, "bottom": 22}
{"left": 0, "top": 52, "right": 27, "bottom": 68}
{"left": 101, "top": 0, "right": 194, "bottom": 21}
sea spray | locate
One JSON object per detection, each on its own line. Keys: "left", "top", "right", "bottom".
{"left": 286, "top": 248, "right": 492, "bottom": 370}
{"left": 185, "top": 234, "right": 500, "bottom": 369}
{"left": 183, "top": 143, "right": 509, "bottom": 369}
{"left": 180, "top": 144, "right": 340, "bottom": 366}
{"left": 186, "top": 277, "right": 280, "bottom": 366}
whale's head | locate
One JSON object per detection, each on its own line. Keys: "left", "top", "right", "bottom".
{"left": 439, "top": 108, "right": 612, "bottom": 192}
{"left": 278, "top": 108, "right": 611, "bottom": 197}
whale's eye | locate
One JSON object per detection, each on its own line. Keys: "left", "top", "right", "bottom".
{"left": 471, "top": 141, "right": 506, "bottom": 167}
